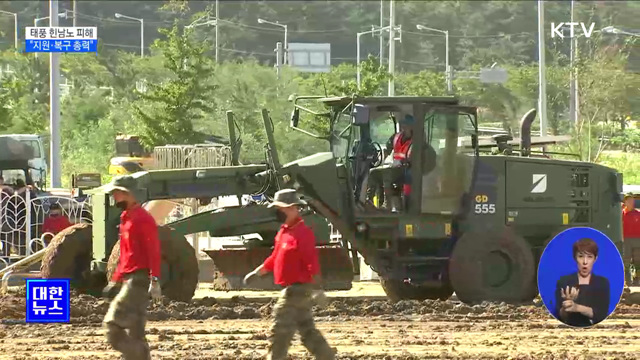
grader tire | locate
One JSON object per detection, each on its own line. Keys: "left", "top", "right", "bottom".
{"left": 40, "top": 223, "right": 106, "bottom": 296}
{"left": 380, "top": 277, "right": 453, "bottom": 302}
{"left": 106, "top": 226, "right": 199, "bottom": 303}
{"left": 449, "top": 227, "right": 537, "bottom": 304}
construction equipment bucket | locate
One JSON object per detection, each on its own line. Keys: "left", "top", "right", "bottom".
{"left": 203, "top": 245, "right": 354, "bottom": 291}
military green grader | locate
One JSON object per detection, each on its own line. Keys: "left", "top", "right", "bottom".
{"left": 8, "top": 95, "right": 623, "bottom": 304}
{"left": 285, "top": 95, "right": 623, "bottom": 303}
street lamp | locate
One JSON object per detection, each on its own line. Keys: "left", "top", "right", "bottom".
{"left": 0, "top": 10, "right": 18, "bottom": 49}
{"left": 357, "top": 26, "right": 387, "bottom": 89}
{"left": 416, "top": 24, "right": 451, "bottom": 93}
{"left": 258, "top": 18, "right": 288, "bottom": 64}
{"left": 115, "top": 12, "right": 144, "bottom": 58}
{"left": 34, "top": 12, "right": 66, "bottom": 27}
{"left": 186, "top": 18, "right": 219, "bottom": 63}
{"left": 601, "top": 25, "right": 640, "bottom": 37}
{"left": 34, "top": 13, "right": 66, "bottom": 59}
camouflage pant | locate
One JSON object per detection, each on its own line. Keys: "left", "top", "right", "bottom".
{"left": 103, "top": 270, "right": 151, "bottom": 360}
{"left": 268, "top": 283, "right": 335, "bottom": 360}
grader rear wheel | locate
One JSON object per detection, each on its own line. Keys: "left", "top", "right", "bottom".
{"left": 40, "top": 223, "right": 106, "bottom": 296}
{"left": 106, "top": 226, "right": 199, "bottom": 303}
{"left": 380, "top": 278, "right": 454, "bottom": 302}
{"left": 449, "top": 227, "right": 537, "bottom": 304}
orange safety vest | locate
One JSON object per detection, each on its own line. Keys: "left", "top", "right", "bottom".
{"left": 392, "top": 133, "right": 412, "bottom": 195}
{"left": 392, "top": 133, "right": 412, "bottom": 160}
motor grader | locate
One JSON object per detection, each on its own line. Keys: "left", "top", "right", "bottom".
{"left": 285, "top": 95, "right": 624, "bottom": 303}
{"left": 32, "top": 95, "right": 624, "bottom": 304}
{"left": 33, "top": 110, "right": 352, "bottom": 302}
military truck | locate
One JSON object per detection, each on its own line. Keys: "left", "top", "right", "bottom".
{"left": 32, "top": 96, "right": 623, "bottom": 304}
{"left": 0, "top": 135, "right": 48, "bottom": 188}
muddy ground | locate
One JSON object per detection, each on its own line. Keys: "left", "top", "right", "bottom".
{"left": 1, "top": 283, "right": 640, "bottom": 360}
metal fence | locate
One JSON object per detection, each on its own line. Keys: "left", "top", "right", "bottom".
{"left": 153, "top": 144, "right": 232, "bottom": 170}
{"left": 0, "top": 191, "right": 92, "bottom": 266}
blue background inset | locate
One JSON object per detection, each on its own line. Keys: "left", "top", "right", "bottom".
{"left": 537, "top": 227, "right": 624, "bottom": 321}
{"left": 26, "top": 279, "right": 71, "bottom": 323}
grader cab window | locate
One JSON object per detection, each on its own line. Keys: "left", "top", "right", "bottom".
{"left": 370, "top": 114, "right": 396, "bottom": 161}
{"left": 330, "top": 112, "right": 353, "bottom": 161}
{"left": 420, "top": 109, "right": 476, "bottom": 214}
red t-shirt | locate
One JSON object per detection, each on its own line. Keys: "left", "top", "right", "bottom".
{"left": 42, "top": 215, "right": 72, "bottom": 235}
{"left": 623, "top": 207, "right": 640, "bottom": 239}
{"left": 262, "top": 218, "right": 321, "bottom": 287}
{"left": 112, "top": 204, "right": 161, "bottom": 282}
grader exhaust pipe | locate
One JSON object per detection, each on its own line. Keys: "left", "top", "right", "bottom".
{"left": 519, "top": 108, "right": 537, "bottom": 157}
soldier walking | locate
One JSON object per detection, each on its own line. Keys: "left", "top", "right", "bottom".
{"left": 244, "top": 188, "right": 335, "bottom": 360}
{"left": 101, "top": 175, "right": 162, "bottom": 360}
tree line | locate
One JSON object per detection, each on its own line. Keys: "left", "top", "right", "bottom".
{"left": 0, "top": 1, "right": 638, "bottom": 185}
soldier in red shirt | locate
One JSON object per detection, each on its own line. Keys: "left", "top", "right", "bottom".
{"left": 42, "top": 204, "right": 72, "bottom": 235}
{"left": 244, "top": 189, "right": 335, "bottom": 360}
{"left": 101, "top": 175, "right": 162, "bottom": 360}
{"left": 623, "top": 193, "right": 640, "bottom": 285}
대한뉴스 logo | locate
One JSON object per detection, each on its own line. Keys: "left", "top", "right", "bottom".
{"left": 551, "top": 22, "right": 596, "bottom": 39}
{"left": 531, "top": 174, "right": 547, "bottom": 194}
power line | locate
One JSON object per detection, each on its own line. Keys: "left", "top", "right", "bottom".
{"left": 404, "top": 30, "right": 536, "bottom": 39}
{"left": 399, "top": 60, "right": 439, "bottom": 68}
{"left": 102, "top": 42, "right": 139, "bottom": 49}
{"left": 101, "top": 42, "right": 274, "bottom": 57}
{"left": 71, "top": 10, "right": 172, "bottom": 26}
{"left": 218, "top": 47, "right": 273, "bottom": 57}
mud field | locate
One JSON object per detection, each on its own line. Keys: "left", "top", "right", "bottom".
{"left": 1, "top": 283, "right": 640, "bottom": 360}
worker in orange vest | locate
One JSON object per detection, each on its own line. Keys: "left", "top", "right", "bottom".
{"left": 381, "top": 114, "right": 415, "bottom": 211}
{"left": 623, "top": 193, "right": 640, "bottom": 285}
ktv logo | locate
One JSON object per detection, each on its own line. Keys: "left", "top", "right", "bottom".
{"left": 550, "top": 22, "right": 596, "bottom": 39}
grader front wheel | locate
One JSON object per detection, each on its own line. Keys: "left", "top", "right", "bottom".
{"left": 106, "top": 226, "right": 199, "bottom": 303}
{"left": 449, "top": 227, "right": 537, "bottom": 304}
{"left": 40, "top": 223, "right": 106, "bottom": 296}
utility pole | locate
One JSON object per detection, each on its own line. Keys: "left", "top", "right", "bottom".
{"left": 215, "top": 0, "right": 219, "bottom": 63}
{"left": 379, "top": 0, "right": 385, "bottom": 64}
{"left": 50, "top": 0, "right": 62, "bottom": 188}
{"left": 569, "top": 0, "right": 577, "bottom": 126}
{"left": 537, "top": 0, "right": 548, "bottom": 137}
{"left": 72, "top": 0, "right": 77, "bottom": 27}
{"left": 388, "top": 0, "right": 395, "bottom": 96}
{"left": 275, "top": 41, "right": 283, "bottom": 80}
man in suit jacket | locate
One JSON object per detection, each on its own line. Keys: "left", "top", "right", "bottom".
{"left": 555, "top": 238, "right": 610, "bottom": 327}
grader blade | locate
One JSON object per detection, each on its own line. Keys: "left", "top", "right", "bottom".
{"left": 203, "top": 245, "right": 354, "bottom": 291}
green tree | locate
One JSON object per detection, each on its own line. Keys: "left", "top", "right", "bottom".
{"left": 0, "top": 50, "right": 49, "bottom": 134}
{"left": 131, "top": 21, "right": 216, "bottom": 147}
